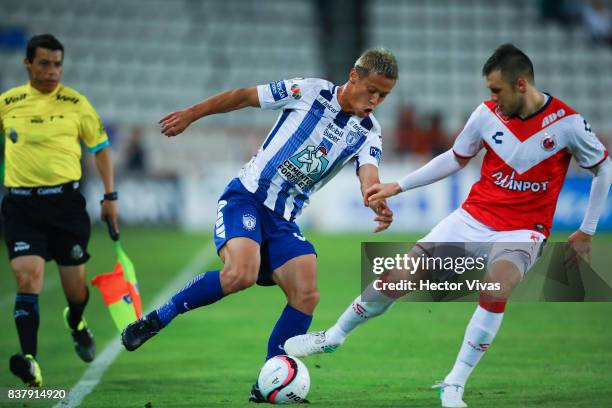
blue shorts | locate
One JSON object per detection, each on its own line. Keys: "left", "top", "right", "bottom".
{"left": 214, "top": 178, "right": 316, "bottom": 286}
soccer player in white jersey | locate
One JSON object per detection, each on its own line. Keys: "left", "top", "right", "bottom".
{"left": 121, "top": 48, "right": 398, "bottom": 402}
{"left": 284, "top": 44, "right": 612, "bottom": 407}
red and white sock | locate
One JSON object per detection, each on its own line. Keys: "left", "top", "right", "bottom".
{"left": 327, "top": 288, "right": 395, "bottom": 345}
{"left": 444, "top": 296, "right": 506, "bottom": 387}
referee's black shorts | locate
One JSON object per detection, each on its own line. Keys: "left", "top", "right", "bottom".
{"left": 1, "top": 183, "right": 91, "bottom": 265}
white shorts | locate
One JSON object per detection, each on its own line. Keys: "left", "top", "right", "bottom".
{"left": 418, "top": 208, "right": 546, "bottom": 275}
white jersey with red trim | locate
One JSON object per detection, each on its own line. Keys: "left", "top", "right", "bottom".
{"left": 453, "top": 95, "right": 609, "bottom": 237}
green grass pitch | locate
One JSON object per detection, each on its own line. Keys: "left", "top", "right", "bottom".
{"left": 0, "top": 228, "right": 611, "bottom": 407}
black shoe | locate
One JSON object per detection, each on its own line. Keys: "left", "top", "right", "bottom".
{"left": 248, "top": 382, "right": 309, "bottom": 404}
{"left": 9, "top": 354, "right": 43, "bottom": 387}
{"left": 63, "top": 307, "right": 96, "bottom": 362}
{"left": 121, "top": 311, "right": 163, "bottom": 351}
{"left": 248, "top": 382, "right": 267, "bottom": 403}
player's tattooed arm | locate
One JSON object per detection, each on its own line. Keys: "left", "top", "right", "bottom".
{"left": 159, "top": 87, "right": 259, "bottom": 137}
{"left": 358, "top": 164, "right": 394, "bottom": 233}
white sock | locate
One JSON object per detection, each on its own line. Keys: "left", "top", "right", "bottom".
{"left": 444, "top": 305, "right": 504, "bottom": 387}
{"left": 326, "top": 290, "right": 395, "bottom": 345}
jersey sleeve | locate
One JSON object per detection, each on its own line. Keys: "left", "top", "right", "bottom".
{"left": 78, "top": 96, "right": 110, "bottom": 153}
{"left": 452, "top": 104, "right": 484, "bottom": 159}
{"left": 568, "top": 114, "right": 609, "bottom": 169}
{"left": 257, "top": 78, "right": 311, "bottom": 110}
{"left": 356, "top": 130, "right": 383, "bottom": 169}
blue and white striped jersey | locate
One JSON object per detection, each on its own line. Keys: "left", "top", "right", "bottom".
{"left": 238, "top": 78, "right": 383, "bottom": 222}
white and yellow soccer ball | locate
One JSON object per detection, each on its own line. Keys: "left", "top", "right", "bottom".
{"left": 257, "top": 355, "right": 310, "bottom": 404}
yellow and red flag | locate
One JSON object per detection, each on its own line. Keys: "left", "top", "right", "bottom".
{"left": 92, "top": 219, "right": 142, "bottom": 333}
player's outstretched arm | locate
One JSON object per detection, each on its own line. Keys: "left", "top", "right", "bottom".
{"left": 366, "top": 149, "right": 469, "bottom": 203}
{"left": 567, "top": 157, "right": 612, "bottom": 264}
{"left": 358, "top": 164, "right": 394, "bottom": 233}
{"left": 159, "top": 87, "right": 259, "bottom": 137}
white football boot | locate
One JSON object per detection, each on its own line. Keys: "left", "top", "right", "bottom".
{"left": 432, "top": 381, "right": 468, "bottom": 408}
{"left": 283, "top": 330, "right": 341, "bottom": 357}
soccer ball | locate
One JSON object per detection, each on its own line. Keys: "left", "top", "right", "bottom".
{"left": 257, "top": 355, "right": 310, "bottom": 404}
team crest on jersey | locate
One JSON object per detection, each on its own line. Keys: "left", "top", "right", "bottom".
{"left": 242, "top": 214, "right": 257, "bottom": 231}
{"left": 346, "top": 130, "right": 361, "bottom": 146}
{"left": 541, "top": 133, "right": 556, "bottom": 151}
{"left": 278, "top": 145, "right": 329, "bottom": 189}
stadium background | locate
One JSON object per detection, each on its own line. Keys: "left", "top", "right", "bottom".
{"left": 1, "top": 1, "right": 611, "bottom": 407}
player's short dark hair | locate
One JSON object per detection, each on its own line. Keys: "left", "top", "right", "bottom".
{"left": 26, "top": 34, "right": 64, "bottom": 62}
{"left": 355, "top": 47, "right": 398, "bottom": 80}
{"left": 482, "top": 43, "right": 534, "bottom": 84}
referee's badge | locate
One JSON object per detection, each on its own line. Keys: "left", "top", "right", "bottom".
{"left": 71, "top": 244, "right": 84, "bottom": 260}
{"left": 9, "top": 129, "right": 18, "bottom": 143}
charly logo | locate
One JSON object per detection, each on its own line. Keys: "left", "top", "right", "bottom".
{"left": 541, "top": 133, "right": 556, "bottom": 151}
{"left": 242, "top": 214, "right": 257, "bottom": 231}
{"left": 70, "top": 244, "right": 84, "bottom": 260}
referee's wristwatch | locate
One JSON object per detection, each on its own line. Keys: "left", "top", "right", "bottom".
{"left": 100, "top": 191, "right": 118, "bottom": 204}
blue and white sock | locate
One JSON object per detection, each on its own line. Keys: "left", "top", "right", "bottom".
{"left": 266, "top": 304, "right": 312, "bottom": 360}
{"left": 155, "top": 270, "right": 224, "bottom": 327}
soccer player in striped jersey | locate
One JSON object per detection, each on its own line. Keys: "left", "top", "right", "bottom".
{"left": 284, "top": 44, "right": 612, "bottom": 407}
{"left": 121, "top": 48, "right": 398, "bottom": 402}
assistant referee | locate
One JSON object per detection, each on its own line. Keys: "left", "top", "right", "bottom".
{"left": 0, "top": 34, "right": 119, "bottom": 387}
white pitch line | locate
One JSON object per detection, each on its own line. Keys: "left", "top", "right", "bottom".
{"left": 54, "top": 240, "right": 217, "bottom": 408}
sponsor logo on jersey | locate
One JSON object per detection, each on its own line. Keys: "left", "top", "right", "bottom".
{"left": 293, "top": 232, "right": 306, "bottom": 241}
{"left": 56, "top": 94, "right": 80, "bottom": 104}
{"left": 541, "top": 108, "right": 566, "bottom": 128}
{"left": 541, "top": 133, "right": 556, "bottom": 151}
{"left": 317, "top": 96, "right": 339, "bottom": 114}
{"left": 494, "top": 106, "right": 511, "bottom": 123}
{"left": 4, "top": 93, "right": 26, "bottom": 105}
{"left": 278, "top": 145, "right": 329, "bottom": 189}
{"left": 492, "top": 171, "right": 550, "bottom": 192}
{"left": 323, "top": 122, "right": 344, "bottom": 142}
{"left": 369, "top": 147, "right": 382, "bottom": 164}
{"left": 37, "top": 185, "right": 64, "bottom": 195}
{"left": 270, "top": 80, "right": 288, "bottom": 101}
{"left": 242, "top": 214, "right": 257, "bottom": 231}
{"left": 290, "top": 83, "right": 302, "bottom": 100}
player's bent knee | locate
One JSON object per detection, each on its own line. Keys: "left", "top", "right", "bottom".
{"left": 290, "top": 288, "right": 320, "bottom": 314}
{"left": 221, "top": 265, "right": 259, "bottom": 293}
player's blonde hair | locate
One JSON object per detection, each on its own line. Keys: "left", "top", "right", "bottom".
{"left": 354, "top": 47, "right": 398, "bottom": 80}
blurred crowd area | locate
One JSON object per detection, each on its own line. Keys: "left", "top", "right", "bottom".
{"left": 1, "top": 0, "right": 611, "bottom": 178}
